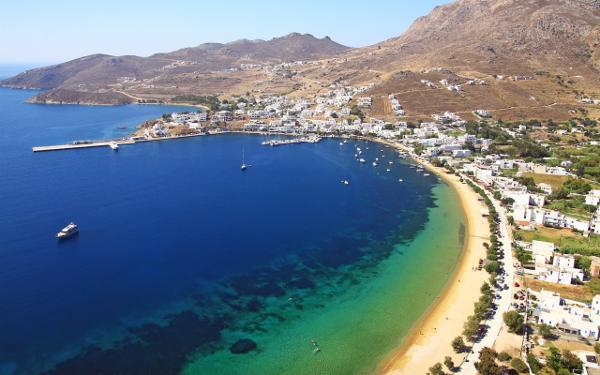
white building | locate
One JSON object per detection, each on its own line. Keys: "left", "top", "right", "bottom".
{"left": 586, "top": 190, "right": 600, "bottom": 207}
{"left": 536, "top": 291, "right": 600, "bottom": 340}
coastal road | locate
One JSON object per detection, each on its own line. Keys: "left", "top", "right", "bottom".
{"left": 460, "top": 181, "right": 516, "bottom": 375}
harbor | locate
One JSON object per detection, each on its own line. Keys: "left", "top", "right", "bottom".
{"left": 261, "top": 135, "right": 321, "bottom": 147}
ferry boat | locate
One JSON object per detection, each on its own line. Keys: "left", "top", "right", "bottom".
{"left": 56, "top": 222, "right": 79, "bottom": 240}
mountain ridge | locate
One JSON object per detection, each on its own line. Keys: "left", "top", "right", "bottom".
{"left": 3, "top": 0, "right": 600, "bottom": 119}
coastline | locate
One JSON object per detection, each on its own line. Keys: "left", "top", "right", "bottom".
{"left": 373, "top": 139, "right": 490, "bottom": 375}
{"left": 25, "top": 121, "right": 490, "bottom": 372}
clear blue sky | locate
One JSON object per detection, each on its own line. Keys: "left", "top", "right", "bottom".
{"left": 0, "top": 0, "right": 449, "bottom": 64}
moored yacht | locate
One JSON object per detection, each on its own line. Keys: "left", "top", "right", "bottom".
{"left": 56, "top": 222, "right": 79, "bottom": 240}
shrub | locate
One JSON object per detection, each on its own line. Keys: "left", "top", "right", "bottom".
{"left": 510, "top": 358, "right": 529, "bottom": 373}
{"left": 498, "top": 351, "right": 512, "bottom": 362}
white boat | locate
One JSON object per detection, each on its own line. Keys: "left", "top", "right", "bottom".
{"left": 388, "top": 161, "right": 393, "bottom": 165}
{"left": 359, "top": 158, "right": 366, "bottom": 163}
{"left": 372, "top": 162, "right": 378, "bottom": 167}
{"left": 110, "top": 142, "right": 119, "bottom": 150}
{"left": 241, "top": 147, "right": 250, "bottom": 171}
{"left": 341, "top": 180, "right": 350, "bottom": 186}
{"left": 339, "top": 142, "right": 344, "bottom": 146}
{"left": 399, "top": 179, "right": 404, "bottom": 182}
{"left": 56, "top": 222, "right": 79, "bottom": 240}
{"left": 423, "top": 173, "right": 431, "bottom": 176}
{"left": 386, "top": 168, "right": 391, "bottom": 172}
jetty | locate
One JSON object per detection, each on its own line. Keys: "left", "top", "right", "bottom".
{"left": 30, "top": 132, "right": 218, "bottom": 153}
{"left": 32, "top": 140, "right": 135, "bottom": 152}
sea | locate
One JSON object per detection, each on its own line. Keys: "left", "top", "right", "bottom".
{"left": 0, "top": 77, "right": 466, "bottom": 375}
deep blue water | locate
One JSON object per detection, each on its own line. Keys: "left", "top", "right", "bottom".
{"left": 0, "top": 86, "right": 440, "bottom": 374}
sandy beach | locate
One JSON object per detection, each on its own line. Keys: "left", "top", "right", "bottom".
{"left": 373, "top": 140, "right": 490, "bottom": 374}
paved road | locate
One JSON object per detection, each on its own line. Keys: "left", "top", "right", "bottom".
{"left": 460, "top": 180, "right": 516, "bottom": 374}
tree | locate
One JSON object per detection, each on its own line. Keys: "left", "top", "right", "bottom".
{"left": 510, "top": 358, "right": 529, "bottom": 373}
{"left": 451, "top": 336, "right": 467, "bottom": 353}
{"left": 350, "top": 105, "right": 365, "bottom": 121}
{"left": 561, "top": 350, "right": 583, "bottom": 372}
{"left": 503, "top": 311, "right": 525, "bottom": 334}
{"left": 595, "top": 342, "right": 600, "bottom": 354}
{"left": 414, "top": 143, "right": 426, "bottom": 155}
{"left": 428, "top": 362, "right": 445, "bottom": 375}
{"left": 444, "top": 356, "right": 455, "bottom": 372}
{"left": 476, "top": 347, "right": 500, "bottom": 375}
{"left": 538, "top": 324, "right": 554, "bottom": 339}
{"left": 546, "top": 347, "right": 562, "bottom": 373}
{"left": 463, "top": 315, "right": 481, "bottom": 341}
{"left": 485, "top": 261, "right": 500, "bottom": 274}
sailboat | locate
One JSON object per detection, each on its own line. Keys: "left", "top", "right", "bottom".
{"left": 241, "top": 147, "right": 249, "bottom": 171}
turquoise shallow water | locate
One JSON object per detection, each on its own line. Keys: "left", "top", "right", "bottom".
{"left": 0, "top": 85, "right": 465, "bottom": 375}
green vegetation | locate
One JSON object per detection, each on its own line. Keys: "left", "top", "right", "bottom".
{"left": 552, "top": 145, "right": 600, "bottom": 183}
{"left": 527, "top": 353, "right": 542, "bottom": 373}
{"left": 510, "top": 358, "right": 529, "bottom": 373}
{"left": 515, "top": 227, "right": 600, "bottom": 257}
{"left": 451, "top": 336, "right": 467, "bottom": 353}
{"left": 350, "top": 105, "right": 365, "bottom": 121}
{"left": 546, "top": 195, "right": 595, "bottom": 221}
{"left": 171, "top": 95, "right": 221, "bottom": 111}
{"left": 515, "top": 246, "right": 533, "bottom": 265}
{"left": 498, "top": 351, "right": 512, "bottom": 362}
{"left": 414, "top": 143, "right": 426, "bottom": 156}
{"left": 444, "top": 356, "right": 455, "bottom": 372}
{"left": 545, "top": 347, "right": 582, "bottom": 374}
{"left": 503, "top": 310, "right": 525, "bottom": 334}
{"left": 475, "top": 348, "right": 499, "bottom": 375}
{"left": 510, "top": 138, "right": 550, "bottom": 159}
{"left": 465, "top": 121, "right": 511, "bottom": 144}
{"left": 537, "top": 323, "right": 554, "bottom": 339}
{"left": 428, "top": 362, "right": 445, "bottom": 375}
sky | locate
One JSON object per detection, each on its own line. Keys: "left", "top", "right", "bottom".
{"left": 0, "top": 0, "right": 449, "bottom": 65}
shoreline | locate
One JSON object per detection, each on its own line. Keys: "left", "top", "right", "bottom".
{"left": 372, "top": 138, "right": 490, "bottom": 375}
{"left": 27, "top": 128, "right": 491, "bottom": 372}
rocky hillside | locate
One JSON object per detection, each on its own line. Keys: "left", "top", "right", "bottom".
{"left": 3, "top": 0, "right": 600, "bottom": 113}
{"left": 344, "top": 0, "right": 600, "bottom": 74}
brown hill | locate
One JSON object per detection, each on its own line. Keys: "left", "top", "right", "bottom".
{"left": 0, "top": 33, "right": 350, "bottom": 103}
{"left": 344, "top": 0, "right": 600, "bottom": 74}
{"left": 325, "top": 0, "right": 600, "bottom": 121}
{"left": 3, "top": 0, "right": 600, "bottom": 120}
